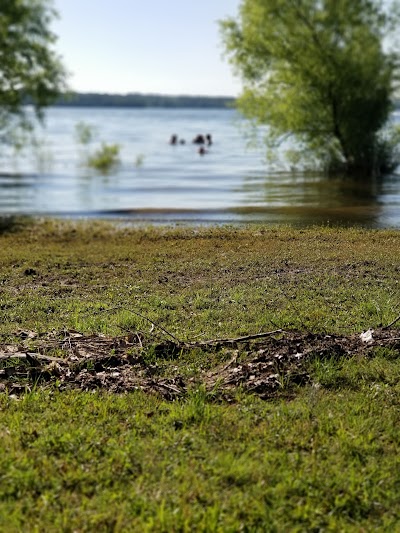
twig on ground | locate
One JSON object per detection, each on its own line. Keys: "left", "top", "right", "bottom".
{"left": 0, "top": 352, "right": 65, "bottom": 363}
{"left": 191, "top": 329, "right": 283, "bottom": 346}
{"left": 383, "top": 314, "right": 400, "bottom": 330}
{"left": 92, "top": 306, "right": 183, "bottom": 344}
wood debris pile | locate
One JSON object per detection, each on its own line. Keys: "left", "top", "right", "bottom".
{"left": 1, "top": 328, "right": 399, "bottom": 399}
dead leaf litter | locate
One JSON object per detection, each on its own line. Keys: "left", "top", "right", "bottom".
{"left": 1, "top": 328, "right": 399, "bottom": 400}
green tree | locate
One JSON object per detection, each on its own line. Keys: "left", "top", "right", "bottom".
{"left": 221, "top": 0, "right": 400, "bottom": 177}
{"left": 0, "top": 0, "right": 66, "bottom": 142}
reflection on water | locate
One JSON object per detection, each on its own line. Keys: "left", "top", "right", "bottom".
{"left": 242, "top": 172, "right": 381, "bottom": 207}
{"left": 0, "top": 107, "right": 399, "bottom": 227}
{"left": 235, "top": 171, "right": 392, "bottom": 227}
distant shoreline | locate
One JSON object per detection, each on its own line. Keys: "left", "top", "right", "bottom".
{"left": 50, "top": 92, "right": 236, "bottom": 109}
{"left": 26, "top": 92, "right": 400, "bottom": 110}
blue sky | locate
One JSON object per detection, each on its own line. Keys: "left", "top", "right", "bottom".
{"left": 52, "top": 0, "right": 242, "bottom": 96}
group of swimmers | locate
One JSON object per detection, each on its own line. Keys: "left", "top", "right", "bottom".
{"left": 169, "top": 133, "right": 213, "bottom": 155}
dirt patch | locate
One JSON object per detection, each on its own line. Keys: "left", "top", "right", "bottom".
{"left": 1, "top": 328, "right": 399, "bottom": 399}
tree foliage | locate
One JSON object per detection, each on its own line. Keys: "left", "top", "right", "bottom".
{"left": 0, "top": 0, "right": 66, "bottom": 140}
{"left": 221, "top": 0, "right": 400, "bottom": 177}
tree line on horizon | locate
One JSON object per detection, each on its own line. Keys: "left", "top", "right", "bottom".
{"left": 50, "top": 93, "right": 236, "bottom": 109}
{"left": 40, "top": 92, "right": 400, "bottom": 111}
{"left": 23, "top": 90, "right": 400, "bottom": 111}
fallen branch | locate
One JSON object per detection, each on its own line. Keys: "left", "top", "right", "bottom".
{"left": 89, "top": 306, "right": 183, "bottom": 344}
{"left": 0, "top": 352, "right": 65, "bottom": 363}
{"left": 191, "top": 329, "right": 283, "bottom": 346}
{"left": 383, "top": 314, "right": 400, "bottom": 330}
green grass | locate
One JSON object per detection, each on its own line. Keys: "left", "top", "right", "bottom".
{"left": 0, "top": 220, "right": 400, "bottom": 530}
{"left": 1, "top": 220, "right": 399, "bottom": 338}
{"left": 1, "top": 374, "right": 399, "bottom": 531}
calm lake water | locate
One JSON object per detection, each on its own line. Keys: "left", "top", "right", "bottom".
{"left": 0, "top": 107, "right": 400, "bottom": 227}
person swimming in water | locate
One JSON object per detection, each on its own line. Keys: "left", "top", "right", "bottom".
{"left": 193, "top": 134, "right": 205, "bottom": 144}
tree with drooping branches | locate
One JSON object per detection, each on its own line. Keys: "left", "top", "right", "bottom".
{"left": 221, "top": 0, "right": 400, "bottom": 177}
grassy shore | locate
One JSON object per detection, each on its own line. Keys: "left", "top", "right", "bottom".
{"left": 0, "top": 219, "right": 400, "bottom": 531}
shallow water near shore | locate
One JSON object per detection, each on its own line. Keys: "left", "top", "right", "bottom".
{"left": 0, "top": 107, "right": 399, "bottom": 227}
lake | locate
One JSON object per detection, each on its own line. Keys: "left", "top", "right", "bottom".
{"left": 0, "top": 106, "right": 400, "bottom": 227}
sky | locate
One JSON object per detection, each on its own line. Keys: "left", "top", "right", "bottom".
{"left": 52, "top": 0, "right": 242, "bottom": 97}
